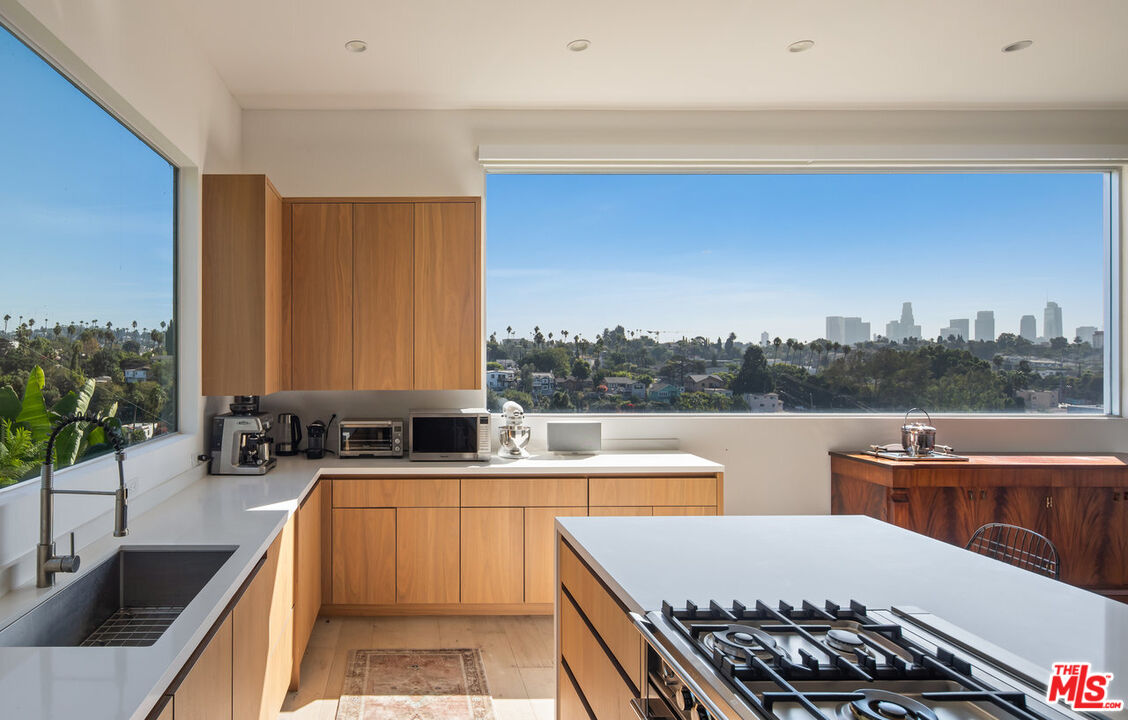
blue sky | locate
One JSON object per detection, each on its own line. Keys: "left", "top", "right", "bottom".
{"left": 486, "top": 172, "right": 1107, "bottom": 344}
{"left": 0, "top": 25, "right": 174, "bottom": 333}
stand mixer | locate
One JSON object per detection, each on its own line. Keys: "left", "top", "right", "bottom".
{"left": 497, "top": 401, "right": 532, "bottom": 459}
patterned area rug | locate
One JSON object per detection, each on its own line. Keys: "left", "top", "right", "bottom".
{"left": 335, "top": 649, "right": 497, "bottom": 720}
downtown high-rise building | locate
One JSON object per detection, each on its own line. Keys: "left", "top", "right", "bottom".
{"left": 885, "top": 302, "right": 921, "bottom": 343}
{"left": 1019, "top": 315, "right": 1037, "bottom": 342}
{"left": 975, "top": 311, "right": 995, "bottom": 342}
{"left": 940, "top": 318, "right": 970, "bottom": 342}
{"left": 1044, "top": 301, "right": 1063, "bottom": 340}
{"left": 826, "top": 316, "right": 871, "bottom": 346}
{"left": 1076, "top": 326, "right": 1098, "bottom": 345}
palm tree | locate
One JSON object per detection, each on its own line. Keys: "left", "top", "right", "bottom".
{"left": 2, "top": 314, "right": 9, "bottom": 333}
{"left": 773, "top": 337, "right": 782, "bottom": 360}
{"left": 68, "top": 324, "right": 76, "bottom": 338}
{"left": 505, "top": 325, "right": 513, "bottom": 340}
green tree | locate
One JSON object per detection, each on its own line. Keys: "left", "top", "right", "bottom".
{"left": 730, "top": 346, "right": 772, "bottom": 394}
{"left": 571, "top": 358, "right": 591, "bottom": 379}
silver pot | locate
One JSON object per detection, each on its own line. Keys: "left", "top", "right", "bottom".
{"left": 900, "top": 408, "right": 936, "bottom": 456}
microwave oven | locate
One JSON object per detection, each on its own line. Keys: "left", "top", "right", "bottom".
{"left": 408, "top": 409, "right": 491, "bottom": 461}
{"left": 339, "top": 419, "right": 403, "bottom": 458}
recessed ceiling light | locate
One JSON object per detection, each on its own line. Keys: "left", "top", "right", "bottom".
{"left": 1002, "top": 40, "right": 1033, "bottom": 53}
{"left": 567, "top": 39, "right": 591, "bottom": 52}
{"left": 344, "top": 40, "right": 368, "bottom": 53}
{"left": 788, "top": 40, "right": 815, "bottom": 53}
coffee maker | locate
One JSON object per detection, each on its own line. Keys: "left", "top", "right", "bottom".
{"left": 209, "top": 396, "right": 277, "bottom": 475}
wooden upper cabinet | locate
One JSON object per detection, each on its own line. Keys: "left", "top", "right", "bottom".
{"left": 291, "top": 203, "right": 354, "bottom": 390}
{"left": 354, "top": 203, "right": 414, "bottom": 389}
{"left": 413, "top": 202, "right": 482, "bottom": 389}
{"left": 202, "top": 175, "right": 285, "bottom": 396}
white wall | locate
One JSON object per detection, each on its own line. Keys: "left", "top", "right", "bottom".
{"left": 243, "top": 108, "right": 1128, "bottom": 517}
{"left": 0, "top": 0, "right": 242, "bottom": 589}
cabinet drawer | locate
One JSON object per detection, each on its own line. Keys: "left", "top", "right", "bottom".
{"left": 332, "top": 477, "right": 459, "bottom": 507}
{"left": 560, "top": 593, "right": 637, "bottom": 720}
{"left": 461, "top": 476, "right": 586, "bottom": 507}
{"left": 589, "top": 475, "right": 717, "bottom": 507}
{"left": 559, "top": 542, "right": 643, "bottom": 693}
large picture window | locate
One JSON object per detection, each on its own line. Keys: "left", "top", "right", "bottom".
{"left": 0, "top": 25, "right": 177, "bottom": 486}
{"left": 486, "top": 171, "right": 1113, "bottom": 415}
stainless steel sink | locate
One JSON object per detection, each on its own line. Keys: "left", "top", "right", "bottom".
{"left": 0, "top": 546, "right": 236, "bottom": 647}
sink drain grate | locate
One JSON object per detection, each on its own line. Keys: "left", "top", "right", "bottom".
{"left": 80, "top": 607, "right": 185, "bottom": 647}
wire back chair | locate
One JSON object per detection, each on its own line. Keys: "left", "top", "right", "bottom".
{"left": 965, "top": 522, "right": 1061, "bottom": 579}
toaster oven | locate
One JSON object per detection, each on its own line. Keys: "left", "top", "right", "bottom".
{"left": 338, "top": 419, "right": 403, "bottom": 458}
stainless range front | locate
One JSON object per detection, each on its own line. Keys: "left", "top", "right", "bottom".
{"left": 629, "top": 600, "right": 1100, "bottom": 720}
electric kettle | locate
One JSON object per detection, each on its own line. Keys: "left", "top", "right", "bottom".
{"left": 276, "top": 413, "right": 302, "bottom": 456}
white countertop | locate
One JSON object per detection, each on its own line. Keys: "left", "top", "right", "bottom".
{"left": 0, "top": 451, "right": 720, "bottom": 720}
{"left": 557, "top": 515, "right": 1128, "bottom": 702}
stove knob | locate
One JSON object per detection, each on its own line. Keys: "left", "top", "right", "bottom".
{"left": 681, "top": 688, "right": 694, "bottom": 711}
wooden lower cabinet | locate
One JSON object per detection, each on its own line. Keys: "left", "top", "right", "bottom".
{"left": 332, "top": 508, "right": 396, "bottom": 604}
{"left": 557, "top": 540, "right": 642, "bottom": 720}
{"left": 234, "top": 527, "right": 293, "bottom": 720}
{"left": 397, "top": 507, "right": 460, "bottom": 603}
{"left": 293, "top": 481, "right": 323, "bottom": 688}
{"left": 173, "top": 615, "right": 233, "bottom": 720}
{"left": 152, "top": 697, "right": 174, "bottom": 720}
{"left": 525, "top": 507, "right": 586, "bottom": 604}
{"left": 558, "top": 660, "right": 594, "bottom": 720}
{"left": 461, "top": 508, "right": 523, "bottom": 603}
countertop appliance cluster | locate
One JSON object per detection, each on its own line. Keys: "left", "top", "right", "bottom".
{"left": 632, "top": 598, "right": 1091, "bottom": 720}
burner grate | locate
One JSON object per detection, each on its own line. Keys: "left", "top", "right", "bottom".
{"left": 80, "top": 606, "right": 184, "bottom": 647}
{"left": 659, "top": 599, "right": 1059, "bottom": 720}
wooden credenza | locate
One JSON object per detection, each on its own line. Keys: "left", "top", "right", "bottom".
{"left": 830, "top": 452, "right": 1128, "bottom": 596}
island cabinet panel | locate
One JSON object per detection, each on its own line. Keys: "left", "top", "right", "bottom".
{"left": 353, "top": 203, "right": 414, "bottom": 390}
{"left": 413, "top": 201, "right": 481, "bottom": 390}
{"left": 830, "top": 452, "right": 1128, "bottom": 594}
{"left": 397, "top": 507, "right": 460, "bottom": 603}
{"left": 173, "top": 614, "right": 233, "bottom": 720}
{"left": 461, "top": 508, "right": 524, "bottom": 603}
{"left": 590, "top": 475, "right": 717, "bottom": 508}
{"left": 461, "top": 476, "right": 587, "bottom": 507}
{"left": 151, "top": 696, "right": 174, "bottom": 720}
{"left": 560, "top": 597, "right": 636, "bottom": 720}
{"left": 525, "top": 507, "right": 587, "bottom": 604}
{"left": 558, "top": 660, "right": 595, "bottom": 720}
{"left": 291, "top": 202, "right": 354, "bottom": 390}
{"left": 558, "top": 542, "right": 644, "bottom": 693}
{"left": 293, "top": 482, "right": 323, "bottom": 689}
{"left": 332, "top": 508, "right": 396, "bottom": 605}
{"left": 333, "top": 477, "right": 460, "bottom": 507}
{"left": 201, "top": 174, "right": 286, "bottom": 396}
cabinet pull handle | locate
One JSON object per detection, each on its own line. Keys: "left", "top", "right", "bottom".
{"left": 1045, "top": 496, "right": 1053, "bottom": 509}
{"left": 979, "top": 490, "right": 987, "bottom": 500}
{"left": 966, "top": 489, "right": 974, "bottom": 501}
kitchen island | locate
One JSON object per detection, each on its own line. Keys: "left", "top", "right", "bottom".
{"left": 555, "top": 515, "right": 1128, "bottom": 719}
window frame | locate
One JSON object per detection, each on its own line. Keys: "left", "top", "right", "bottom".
{"left": 483, "top": 163, "right": 1123, "bottom": 418}
{"left": 0, "top": 15, "right": 181, "bottom": 488}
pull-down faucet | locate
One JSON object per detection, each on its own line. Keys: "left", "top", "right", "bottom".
{"left": 37, "top": 414, "right": 129, "bottom": 588}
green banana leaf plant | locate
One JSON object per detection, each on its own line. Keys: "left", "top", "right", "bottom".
{"left": 0, "top": 366, "right": 120, "bottom": 488}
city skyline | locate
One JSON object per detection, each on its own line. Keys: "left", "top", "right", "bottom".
{"left": 486, "top": 172, "right": 1107, "bottom": 342}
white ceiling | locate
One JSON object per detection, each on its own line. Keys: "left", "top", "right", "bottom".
{"left": 175, "top": 0, "right": 1128, "bottom": 111}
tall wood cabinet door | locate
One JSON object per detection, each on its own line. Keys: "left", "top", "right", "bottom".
{"left": 397, "top": 508, "right": 460, "bottom": 603}
{"left": 332, "top": 508, "right": 396, "bottom": 604}
{"left": 293, "top": 482, "right": 323, "bottom": 689}
{"left": 354, "top": 203, "right": 414, "bottom": 389}
{"left": 461, "top": 508, "right": 523, "bottom": 603}
{"left": 176, "top": 614, "right": 233, "bottom": 720}
{"left": 1051, "top": 488, "right": 1121, "bottom": 587}
{"left": 291, "top": 203, "right": 354, "bottom": 390}
{"left": 233, "top": 552, "right": 276, "bottom": 720}
{"left": 413, "top": 202, "right": 481, "bottom": 389}
{"left": 525, "top": 507, "right": 586, "bottom": 604}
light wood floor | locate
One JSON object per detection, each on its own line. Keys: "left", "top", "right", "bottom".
{"left": 278, "top": 615, "right": 556, "bottom": 720}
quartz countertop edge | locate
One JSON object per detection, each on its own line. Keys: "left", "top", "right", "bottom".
{"left": 0, "top": 451, "right": 723, "bottom": 720}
